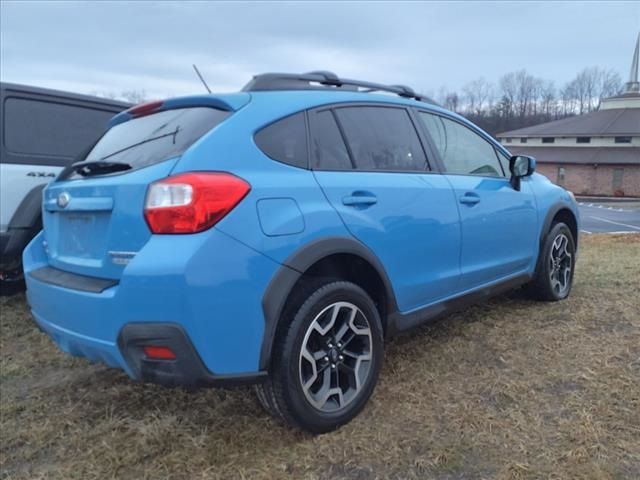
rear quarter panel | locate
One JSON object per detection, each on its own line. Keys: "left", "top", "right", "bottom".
{"left": 172, "top": 95, "right": 354, "bottom": 266}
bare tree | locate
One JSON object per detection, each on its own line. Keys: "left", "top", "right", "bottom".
{"left": 89, "top": 90, "right": 118, "bottom": 100}
{"left": 596, "top": 69, "right": 622, "bottom": 107}
{"left": 539, "top": 80, "right": 556, "bottom": 118}
{"left": 462, "top": 77, "right": 494, "bottom": 116}
{"left": 444, "top": 92, "right": 460, "bottom": 112}
{"left": 498, "top": 72, "right": 518, "bottom": 118}
{"left": 120, "top": 90, "right": 148, "bottom": 104}
{"left": 563, "top": 67, "right": 623, "bottom": 113}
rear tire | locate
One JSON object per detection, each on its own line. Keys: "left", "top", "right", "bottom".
{"left": 526, "top": 222, "right": 576, "bottom": 301}
{"left": 257, "top": 280, "right": 384, "bottom": 433}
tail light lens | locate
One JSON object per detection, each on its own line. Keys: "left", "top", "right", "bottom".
{"left": 144, "top": 172, "right": 250, "bottom": 234}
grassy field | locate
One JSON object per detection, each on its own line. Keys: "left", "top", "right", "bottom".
{"left": 1, "top": 234, "right": 639, "bottom": 479}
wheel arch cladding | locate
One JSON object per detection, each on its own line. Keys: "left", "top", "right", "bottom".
{"left": 260, "top": 236, "right": 398, "bottom": 371}
{"left": 551, "top": 208, "right": 578, "bottom": 248}
{"left": 533, "top": 202, "right": 579, "bottom": 276}
{"left": 542, "top": 203, "right": 579, "bottom": 250}
{"left": 8, "top": 183, "right": 46, "bottom": 230}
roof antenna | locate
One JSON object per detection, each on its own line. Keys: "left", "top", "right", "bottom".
{"left": 192, "top": 64, "right": 212, "bottom": 93}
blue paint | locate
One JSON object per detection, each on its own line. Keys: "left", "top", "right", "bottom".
{"left": 23, "top": 88, "right": 580, "bottom": 379}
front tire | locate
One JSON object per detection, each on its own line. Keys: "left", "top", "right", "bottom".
{"left": 257, "top": 280, "right": 384, "bottom": 433}
{"left": 526, "top": 222, "right": 576, "bottom": 301}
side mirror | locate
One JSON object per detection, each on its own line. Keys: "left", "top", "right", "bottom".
{"left": 509, "top": 155, "right": 536, "bottom": 190}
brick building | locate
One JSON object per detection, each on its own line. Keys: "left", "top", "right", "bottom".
{"left": 497, "top": 35, "right": 640, "bottom": 197}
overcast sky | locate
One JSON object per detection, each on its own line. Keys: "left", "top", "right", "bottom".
{"left": 1, "top": 1, "right": 639, "bottom": 100}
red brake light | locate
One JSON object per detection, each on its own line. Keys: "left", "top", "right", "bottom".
{"left": 144, "top": 172, "right": 251, "bottom": 234}
{"left": 143, "top": 345, "right": 177, "bottom": 360}
{"left": 127, "top": 100, "right": 163, "bottom": 117}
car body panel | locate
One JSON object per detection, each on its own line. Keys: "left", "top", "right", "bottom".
{"left": 444, "top": 174, "right": 539, "bottom": 290}
{"left": 25, "top": 225, "right": 281, "bottom": 375}
{"left": 22, "top": 88, "right": 580, "bottom": 385}
{"left": 314, "top": 170, "right": 461, "bottom": 311}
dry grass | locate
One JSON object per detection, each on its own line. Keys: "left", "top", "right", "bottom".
{"left": 1, "top": 234, "right": 639, "bottom": 480}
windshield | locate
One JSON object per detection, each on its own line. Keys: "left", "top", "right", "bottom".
{"left": 81, "top": 107, "right": 229, "bottom": 172}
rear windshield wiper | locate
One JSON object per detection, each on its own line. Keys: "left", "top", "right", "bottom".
{"left": 98, "top": 126, "right": 181, "bottom": 162}
{"left": 58, "top": 127, "right": 181, "bottom": 180}
{"left": 65, "top": 160, "right": 133, "bottom": 178}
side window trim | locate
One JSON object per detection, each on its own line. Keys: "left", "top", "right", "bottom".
{"left": 408, "top": 106, "right": 445, "bottom": 174}
{"left": 417, "top": 109, "right": 508, "bottom": 179}
{"left": 329, "top": 108, "right": 357, "bottom": 169}
{"left": 307, "top": 107, "right": 354, "bottom": 171}
{"left": 492, "top": 147, "right": 508, "bottom": 177}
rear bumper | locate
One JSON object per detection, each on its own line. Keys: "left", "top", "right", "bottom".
{"left": 118, "top": 323, "right": 266, "bottom": 387}
{"left": 23, "top": 228, "right": 282, "bottom": 385}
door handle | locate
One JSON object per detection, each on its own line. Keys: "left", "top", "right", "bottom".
{"left": 459, "top": 192, "right": 480, "bottom": 206}
{"left": 342, "top": 192, "right": 378, "bottom": 207}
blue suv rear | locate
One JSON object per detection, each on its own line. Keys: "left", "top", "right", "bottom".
{"left": 23, "top": 72, "right": 580, "bottom": 433}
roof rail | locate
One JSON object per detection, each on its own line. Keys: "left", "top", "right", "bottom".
{"left": 242, "top": 71, "right": 435, "bottom": 103}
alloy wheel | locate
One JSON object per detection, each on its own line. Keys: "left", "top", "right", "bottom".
{"left": 548, "top": 233, "right": 573, "bottom": 297}
{"left": 298, "top": 301, "right": 373, "bottom": 413}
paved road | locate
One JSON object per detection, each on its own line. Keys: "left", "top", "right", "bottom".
{"left": 578, "top": 202, "right": 640, "bottom": 234}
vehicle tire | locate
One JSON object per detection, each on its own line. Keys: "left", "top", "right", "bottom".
{"left": 259, "top": 280, "right": 384, "bottom": 433}
{"left": 526, "top": 222, "right": 576, "bottom": 301}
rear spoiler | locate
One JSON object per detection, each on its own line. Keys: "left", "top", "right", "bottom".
{"left": 107, "top": 93, "right": 251, "bottom": 129}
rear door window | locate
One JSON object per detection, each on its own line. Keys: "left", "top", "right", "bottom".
{"left": 84, "top": 107, "right": 229, "bottom": 170}
{"left": 308, "top": 110, "right": 353, "bottom": 170}
{"left": 255, "top": 112, "right": 308, "bottom": 168}
{"left": 3, "top": 98, "right": 117, "bottom": 161}
{"left": 333, "top": 106, "right": 428, "bottom": 172}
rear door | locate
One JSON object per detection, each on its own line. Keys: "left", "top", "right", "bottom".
{"left": 417, "top": 111, "right": 538, "bottom": 290}
{"left": 42, "top": 106, "right": 230, "bottom": 279}
{"left": 310, "top": 105, "right": 461, "bottom": 313}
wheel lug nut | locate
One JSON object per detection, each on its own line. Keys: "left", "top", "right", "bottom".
{"left": 331, "top": 363, "right": 336, "bottom": 369}
{"left": 324, "top": 356, "right": 329, "bottom": 362}
{"left": 328, "top": 343, "right": 333, "bottom": 348}
{"left": 339, "top": 355, "right": 344, "bottom": 361}
{"left": 337, "top": 342, "right": 342, "bottom": 348}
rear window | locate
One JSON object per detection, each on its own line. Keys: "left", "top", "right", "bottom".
{"left": 3, "top": 97, "right": 116, "bottom": 159}
{"left": 83, "top": 107, "right": 229, "bottom": 170}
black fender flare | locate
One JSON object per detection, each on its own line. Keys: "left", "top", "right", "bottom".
{"left": 259, "top": 236, "right": 398, "bottom": 371}
{"left": 8, "top": 183, "right": 46, "bottom": 230}
{"left": 533, "top": 201, "right": 578, "bottom": 271}
{"left": 538, "top": 201, "right": 577, "bottom": 249}
{"left": 1, "top": 184, "right": 46, "bottom": 269}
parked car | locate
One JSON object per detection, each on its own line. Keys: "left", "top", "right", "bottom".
{"left": 23, "top": 72, "right": 580, "bottom": 433}
{"left": 0, "top": 83, "right": 129, "bottom": 291}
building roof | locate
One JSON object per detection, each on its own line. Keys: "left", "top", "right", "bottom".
{"left": 507, "top": 146, "right": 640, "bottom": 165}
{"left": 498, "top": 108, "right": 640, "bottom": 137}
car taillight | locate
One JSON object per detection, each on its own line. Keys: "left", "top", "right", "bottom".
{"left": 127, "top": 100, "right": 163, "bottom": 117}
{"left": 144, "top": 172, "right": 250, "bottom": 234}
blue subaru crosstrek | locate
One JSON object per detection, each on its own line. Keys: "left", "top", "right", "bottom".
{"left": 23, "top": 72, "right": 579, "bottom": 433}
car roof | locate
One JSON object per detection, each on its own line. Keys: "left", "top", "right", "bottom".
{"left": 0, "top": 82, "right": 131, "bottom": 109}
{"left": 245, "top": 89, "right": 476, "bottom": 132}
